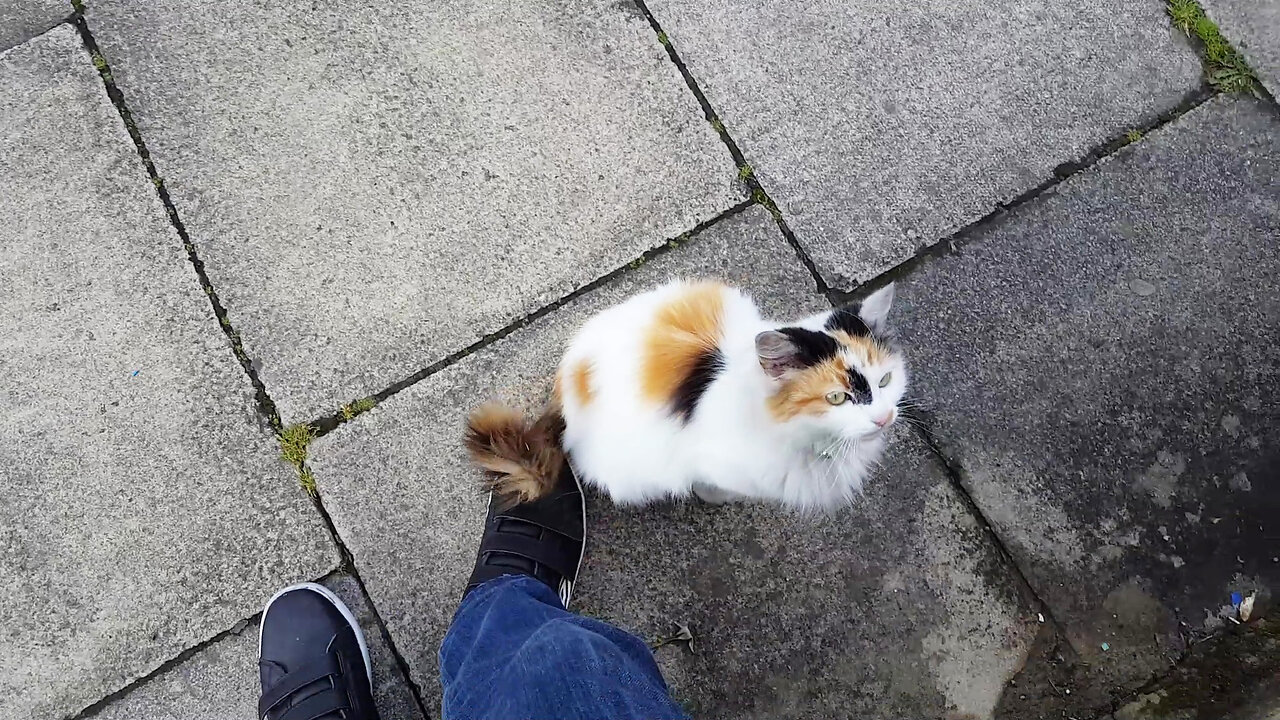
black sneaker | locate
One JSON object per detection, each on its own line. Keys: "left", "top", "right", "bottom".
{"left": 258, "top": 583, "right": 377, "bottom": 720}
{"left": 465, "top": 462, "right": 586, "bottom": 607}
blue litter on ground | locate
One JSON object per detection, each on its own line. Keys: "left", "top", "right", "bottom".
{"left": 1101, "top": 642, "right": 1110, "bottom": 651}
{"left": 131, "top": 370, "right": 139, "bottom": 377}
{"left": 1232, "top": 592, "right": 1244, "bottom": 606}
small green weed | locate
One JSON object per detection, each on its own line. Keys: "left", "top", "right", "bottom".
{"left": 656, "top": 31, "right": 670, "bottom": 47}
{"left": 279, "top": 423, "right": 315, "bottom": 467}
{"left": 710, "top": 117, "right": 724, "bottom": 134}
{"left": 1125, "top": 129, "right": 1143, "bottom": 143}
{"left": 737, "top": 164, "right": 755, "bottom": 182}
{"left": 299, "top": 468, "right": 317, "bottom": 497}
{"left": 1167, "top": 0, "right": 1260, "bottom": 95}
{"left": 71, "top": 0, "right": 85, "bottom": 12}
{"left": 340, "top": 397, "right": 376, "bottom": 420}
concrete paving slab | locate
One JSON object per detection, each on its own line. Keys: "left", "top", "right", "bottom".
{"left": 0, "top": 26, "right": 336, "bottom": 720}
{"left": 578, "top": 431, "right": 1037, "bottom": 720}
{"left": 311, "top": 206, "right": 1037, "bottom": 718}
{"left": 892, "top": 95, "right": 1280, "bottom": 704}
{"left": 643, "top": 0, "right": 1203, "bottom": 288}
{"left": 87, "top": 0, "right": 742, "bottom": 424}
{"left": 1200, "top": 0, "right": 1280, "bottom": 94}
{"left": 92, "top": 574, "right": 426, "bottom": 720}
{"left": 1108, "top": 624, "right": 1280, "bottom": 720}
{"left": 0, "top": 0, "right": 67, "bottom": 52}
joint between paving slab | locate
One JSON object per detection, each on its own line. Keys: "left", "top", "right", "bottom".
{"left": 905, "top": 418, "right": 1064, "bottom": 631}
{"left": 340, "top": 564, "right": 436, "bottom": 720}
{"left": 828, "top": 85, "right": 1217, "bottom": 306}
{"left": 256, "top": 422, "right": 437, "bottom": 716}
{"left": 62, "top": 566, "right": 433, "bottom": 720}
{"left": 629, "top": 0, "right": 831, "bottom": 297}
{"left": 304, "top": 477, "right": 436, "bottom": 719}
{"left": 66, "top": 597, "right": 269, "bottom": 720}
{"left": 69, "top": 25, "right": 432, "bottom": 714}
{"left": 0, "top": 12, "right": 78, "bottom": 54}
{"left": 72, "top": 16, "right": 283, "bottom": 433}
{"left": 305, "top": 199, "right": 756, "bottom": 437}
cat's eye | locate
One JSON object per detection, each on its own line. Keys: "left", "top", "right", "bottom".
{"left": 878, "top": 372, "right": 892, "bottom": 388}
{"left": 825, "top": 391, "right": 848, "bottom": 405}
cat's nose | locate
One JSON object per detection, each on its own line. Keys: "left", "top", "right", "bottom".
{"left": 873, "top": 410, "right": 895, "bottom": 428}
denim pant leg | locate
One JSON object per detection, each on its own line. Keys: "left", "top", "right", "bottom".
{"left": 439, "top": 575, "right": 690, "bottom": 720}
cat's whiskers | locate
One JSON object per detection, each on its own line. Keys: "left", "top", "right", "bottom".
{"left": 817, "top": 435, "right": 845, "bottom": 459}
{"left": 831, "top": 437, "right": 858, "bottom": 490}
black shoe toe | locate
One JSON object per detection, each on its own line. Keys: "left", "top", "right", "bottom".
{"left": 258, "top": 583, "right": 377, "bottom": 720}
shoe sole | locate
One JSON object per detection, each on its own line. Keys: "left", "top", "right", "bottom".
{"left": 258, "top": 582, "right": 374, "bottom": 689}
{"left": 563, "top": 462, "right": 587, "bottom": 609}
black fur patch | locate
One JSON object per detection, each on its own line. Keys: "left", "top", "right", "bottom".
{"left": 672, "top": 348, "right": 725, "bottom": 422}
{"left": 848, "top": 368, "right": 873, "bottom": 404}
{"left": 825, "top": 306, "right": 871, "bottom": 337}
{"left": 777, "top": 327, "right": 839, "bottom": 366}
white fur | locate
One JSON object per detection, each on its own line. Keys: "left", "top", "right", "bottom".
{"left": 559, "top": 280, "right": 907, "bottom": 510}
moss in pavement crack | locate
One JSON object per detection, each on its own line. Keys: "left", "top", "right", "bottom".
{"left": 340, "top": 397, "right": 377, "bottom": 421}
{"left": 1167, "top": 0, "right": 1261, "bottom": 96}
{"left": 279, "top": 423, "right": 318, "bottom": 496}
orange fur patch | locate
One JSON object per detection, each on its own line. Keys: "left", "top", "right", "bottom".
{"left": 831, "top": 330, "right": 892, "bottom": 367}
{"left": 571, "top": 359, "right": 594, "bottom": 407}
{"left": 640, "top": 282, "right": 726, "bottom": 407}
{"left": 768, "top": 356, "right": 851, "bottom": 422}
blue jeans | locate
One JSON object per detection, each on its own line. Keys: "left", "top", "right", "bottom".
{"left": 439, "top": 575, "right": 691, "bottom": 720}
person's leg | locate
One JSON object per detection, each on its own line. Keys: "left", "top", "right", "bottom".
{"left": 441, "top": 576, "right": 688, "bottom": 720}
{"left": 441, "top": 465, "right": 689, "bottom": 720}
{"left": 257, "top": 583, "right": 378, "bottom": 720}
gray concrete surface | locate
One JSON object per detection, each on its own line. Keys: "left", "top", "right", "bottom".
{"left": 643, "top": 0, "right": 1204, "bottom": 288}
{"left": 3, "top": 1, "right": 1277, "bottom": 717}
{"left": 1108, "top": 623, "right": 1280, "bottom": 720}
{"left": 86, "top": 0, "right": 742, "bottom": 424}
{"left": 0, "top": 0, "right": 67, "bottom": 52}
{"left": 1201, "top": 0, "right": 1280, "bottom": 95}
{"left": 89, "top": 626, "right": 260, "bottom": 720}
{"left": 310, "top": 206, "right": 1038, "bottom": 718}
{"left": 92, "top": 574, "right": 426, "bottom": 720}
{"left": 578, "top": 431, "right": 1037, "bottom": 720}
{"left": 0, "top": 26, "right": 336, "bottom": 720}
{"left": 893, "top": 95, "right": 1279, "bottom": 707}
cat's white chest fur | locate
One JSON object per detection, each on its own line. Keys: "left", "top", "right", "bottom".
{"left": 556, "top": 279, "right": 905, "bottom": 511}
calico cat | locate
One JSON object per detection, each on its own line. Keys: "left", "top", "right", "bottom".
{"left": 465, "top": 280, "right": 907, "bottom": 510}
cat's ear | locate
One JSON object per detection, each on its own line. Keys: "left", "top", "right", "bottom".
{"left": 755, "top": 330, "right": 807, "bottom": 380}
{"left": 858, "top": 282, "right": 895, "bottom": 332}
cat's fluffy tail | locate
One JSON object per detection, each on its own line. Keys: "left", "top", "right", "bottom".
{"left": 464, "top": 403, "right": 566, "bottom": 507}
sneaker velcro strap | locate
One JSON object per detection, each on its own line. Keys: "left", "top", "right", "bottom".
{"left": 496, "top": 490, "right": 584, "bottom": 541}
{"left": 479, "top": 529, "right": 579, "bottom": 580}
{"left": 258, "top": 653, "right": 343, "bottom": 719}
{"left": 277, "top": 686, "right": 352, "bottom": 720}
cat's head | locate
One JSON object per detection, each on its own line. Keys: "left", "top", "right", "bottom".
{"left": 755, "top": 283, "right": 907, "bottom": 440}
